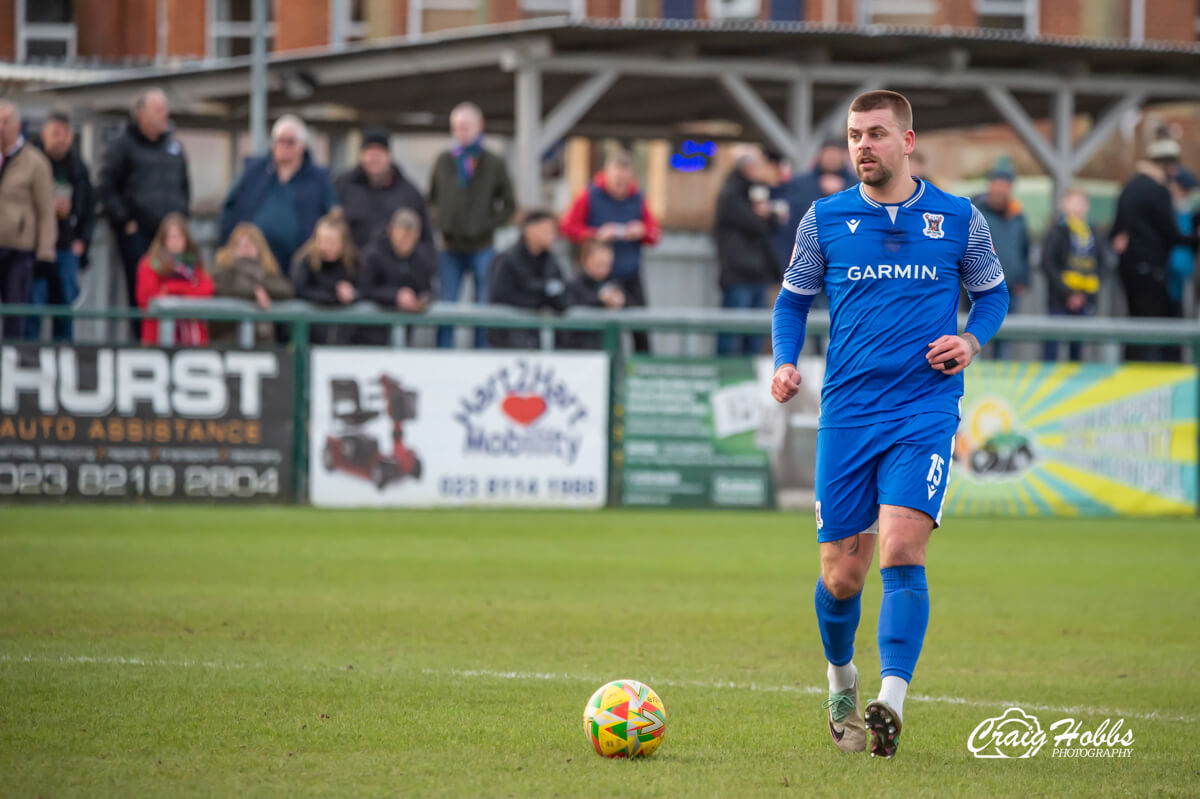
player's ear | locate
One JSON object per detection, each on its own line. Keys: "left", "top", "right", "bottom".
{"left": 903, "top": 129, "right": 915, "bottom": 156}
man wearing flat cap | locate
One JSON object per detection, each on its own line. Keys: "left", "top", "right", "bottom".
{"left": 336, "top": 127, "right": 432, "bottom": 253}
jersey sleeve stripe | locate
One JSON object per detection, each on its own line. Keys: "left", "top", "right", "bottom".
{"left": 782, "top": 205, "right": 825, "bottom": 293}
{"left": 962, "top": 204, "right": 1006, "bottom": 292}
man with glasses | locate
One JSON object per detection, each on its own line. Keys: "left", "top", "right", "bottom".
{"left": 220, "top": 115, "right": 337, "bottom": 277}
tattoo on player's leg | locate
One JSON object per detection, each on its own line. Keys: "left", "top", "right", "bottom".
{"left": 883, "top": 507, "right": 927, "bottom": 522}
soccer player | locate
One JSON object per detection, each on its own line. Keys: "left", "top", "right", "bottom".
{"left": 770, "top": 91, "right": 1009, "bottom": 758}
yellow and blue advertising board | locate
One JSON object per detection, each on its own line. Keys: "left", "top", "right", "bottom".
{"left": 943, "top": 362, "right": 1198, "bottom": 517}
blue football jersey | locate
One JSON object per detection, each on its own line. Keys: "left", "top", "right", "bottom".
{"left": 783, "top": 178, "right": 1005, "bottom": 428}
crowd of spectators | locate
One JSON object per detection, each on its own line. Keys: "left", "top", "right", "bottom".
{"left": 1, "top": 89, "right": 1197, "bottom": 363}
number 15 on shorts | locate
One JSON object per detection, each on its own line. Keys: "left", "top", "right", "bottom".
{"left": 926, "top": 453, "right": 945, "bottom": 499}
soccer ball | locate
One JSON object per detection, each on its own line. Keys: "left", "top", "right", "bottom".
{"left": 583, "top": 679, "right": 667, "bottom": 758}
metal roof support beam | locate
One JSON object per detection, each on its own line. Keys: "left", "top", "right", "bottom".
{"left": 983, "top": 85, "right": 1058, "bottom": 176}
{"left": 514, "top": 63, "right": 542, "bottom": 207}
{"left": 1070, "top": 91, "right": 1146, "bottom": 174}
{"left": 1051, "top": 86, "right": 1074, "bottom": 206}
{"left": 788, "top": 76, "right": 813, "bottom": 167}
{"left": 536, "top": 69, "right": 619, "bottom": 156}
{"left": 718, "top": 74, "right": 802, "bottom": 165}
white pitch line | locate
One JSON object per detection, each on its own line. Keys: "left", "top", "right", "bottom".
{"left": 1, "top": 655, "right": 1191, "bottom": 724}
{"left": 427, "top": 667, "right": 1196, "bottom": 725}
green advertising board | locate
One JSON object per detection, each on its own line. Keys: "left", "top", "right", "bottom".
{"left": 618, "top": 357, "right": 776, "bottom": 508}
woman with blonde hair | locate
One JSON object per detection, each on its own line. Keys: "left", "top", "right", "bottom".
{"left": 135, "top": 213, "right": 214, "bottom": 346}
{"left": 291, "top": 209, "right": 359, "bottom": 344}
{"left": 211, "top": 222, "right": 295, "bottom": 343}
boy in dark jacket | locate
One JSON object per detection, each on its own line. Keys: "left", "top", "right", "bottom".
{"left": 27, "top": 111, "right": 95, "bottom": 341}
{"left": 356, "top": 208, "right": 436, "bottom": 345}
{"left": 487, "top": 210, "right": 567, "bottom": 350}
{"left": 1041, "top": 188, "right": 1107, "bottom": 362}
{"left": 429, "top": 103, "right": 516, "bottom": 349}
{"left": 558, "top": 238, "right": 626, "bottom": 351}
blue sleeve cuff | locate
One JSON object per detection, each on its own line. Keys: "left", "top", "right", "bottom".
{"left": 964, "top": 281, "right": 1009, "bottom": 348}
{"left": 772, "top": 288, "right": 815, "bottom": 371}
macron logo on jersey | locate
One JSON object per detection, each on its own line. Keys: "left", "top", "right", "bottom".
{"left": 847, "top": 264, "right": 938, "bottom": 281}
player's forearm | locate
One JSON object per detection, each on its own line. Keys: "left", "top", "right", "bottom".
{"left": 964, "top": 282, "right": 1009, "bottom": 349}
{"left": 771, "top": 288, "right": 815, "bottom": 370}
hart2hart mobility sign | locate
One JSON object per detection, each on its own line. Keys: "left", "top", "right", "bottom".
{"left": 943, "top": 362, "right": 1198, "bottom": 516}
{"left": 0, "top": 345, "right": 294, "bottom": 501}
{"left": 307, "top": 349, "right": 609, "bottom": 507}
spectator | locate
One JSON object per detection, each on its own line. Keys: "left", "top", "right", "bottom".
{"left": 26, "top": 111, "right": 95, "bottom": 342}
{"left": 763, "top": 147, "right": 799, "bottom": 276}
{"left": 220, "top": 115, "right": 336, "bottom": 277}
{"left": 790, "top": 139, "right": 858, "bottom": 220}
{"left": 1167, "top": 171, "right": 1199, "bottom": 320}
{"left": 560, "top": 148, "right": 661, "bottom": 353}
{"left": 0, "top": 101, "right": 56, "bottom": 340}
{"left": 1042, "top": 188, "right": 1106, "bottom": 362}
{"left": 135, "top": 213, "right": 213, "bottom": 347}
{"left": 99, "top": 88, "right": 190, "bottom": 338}
{"left": 713, "top": 147, "right": 781, "bottom": 356}
{"left": 428, "top": 102, "right": 516, "bottom": 349}
{"left": 357, "top": 208, "right": 436, "bottom": 345}
{"left": 335, "top": 127, "right": 432, "bottom": 252}
{"left": 972, "top": 158, "right": 1030, "bottom": 359}
{"left": 557, "top": 238, "right": 625, "bottom": 351}
{"left": 1112, "top": 139, "right": 1198, "bottom": 361}
{"left": 210, "top": 223, "right": 295, "bottom": 345}
{"left": 487, "top": 209, "right": 567, "bottom": 349}
{"left": 291, "top": 210, "right": 359, "bottom": 345}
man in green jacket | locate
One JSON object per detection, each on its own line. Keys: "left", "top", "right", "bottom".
{"left": 429, "top": 102, "right": 516, "bottom": 348}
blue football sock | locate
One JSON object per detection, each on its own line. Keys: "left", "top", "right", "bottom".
{"left": 814, "top": 575, "right": 861, "bottom": 667}
{"left": 878, "top": 565, "right": 930, "bottom": 682}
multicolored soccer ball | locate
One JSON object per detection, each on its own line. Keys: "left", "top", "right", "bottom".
{"left": 583, "top": 679, "right": 667, "bottom": 758}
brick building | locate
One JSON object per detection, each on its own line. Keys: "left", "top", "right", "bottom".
{"left": 2, "top": 0, "right": 1195, "bottom": 65}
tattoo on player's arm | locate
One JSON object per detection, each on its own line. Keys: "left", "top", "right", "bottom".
{"left": 962, "top": 332, "right": 981, "bottom": 356}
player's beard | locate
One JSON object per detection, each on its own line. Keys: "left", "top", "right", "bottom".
{"left": 857, "top": 159, "right": 893, "bottom": 187}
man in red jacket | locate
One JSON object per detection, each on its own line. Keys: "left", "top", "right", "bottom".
{"left": 560, "top": 150, "right": 661, "bottom": 353}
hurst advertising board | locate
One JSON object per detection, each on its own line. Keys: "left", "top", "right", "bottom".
{"left": 0, "top": 345, "right": 294, "bottom": 502}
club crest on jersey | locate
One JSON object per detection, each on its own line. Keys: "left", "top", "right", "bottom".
{"left": 922, "top": 213, "right": 945, "bottom": 239}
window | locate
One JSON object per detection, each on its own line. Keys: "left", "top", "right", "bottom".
{"left": 519, "top": 0, "right": 578, "bottom": 17}
{"left": 16, "top": 0, "right": 77, "bottom": 62}
{"left": 333, "top": 0, "right": 369, "bottom": 46}
{"left": 707, "top": 0, "right": 762, "bottom": 20}
{"left": 407, "top": 0, "right": 484, "bottom": 37}
{"left": 862, "top": 0, "right": 937, "bottom": 25}
{"left": 975, "top": 0, "right": 1039, "bottom": 35}
{"left": 769, "top": 0, "right": 804, "bottom": 21}
{"left": 208, "top": 0, "right": 277, "bottom": 60}
{"left": 662, "top": 0, "right": 695, "bottom": 18}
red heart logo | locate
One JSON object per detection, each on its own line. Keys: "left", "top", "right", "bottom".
{"left": 501, "top": 394, "right": 547, "bottom": 426}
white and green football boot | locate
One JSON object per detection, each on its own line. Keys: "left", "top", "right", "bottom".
{"left": 821, "top": 667, "right": 867, "bottom": 753}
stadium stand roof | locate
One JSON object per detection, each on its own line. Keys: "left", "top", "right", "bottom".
{"left": 40, "top": 17, "right": 1200, "bottom": 202}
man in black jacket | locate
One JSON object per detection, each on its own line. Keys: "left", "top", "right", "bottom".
{"left": 98, "top": 88, "right": 190, "bottom": 336}
{"left": 714, "top": 147, "right": 781, "bottom": 356}
{"left": 487, "top": 210, "right": 567, "bottom": 349}
{"left": 26, "top": 111, "right": 95, "bottom": 342}
{"left": 1112, "top": 138, "right": 1197, "bottom": 361}
{"left": 336, "top": 128, "right": 432, "bottom": 252}
{"left": 357, "top": 208, "right": 436, "bottom": 345}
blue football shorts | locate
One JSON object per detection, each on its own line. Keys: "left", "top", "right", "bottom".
{"left": 814, "top": 411, "right": 959, "bottom": 542}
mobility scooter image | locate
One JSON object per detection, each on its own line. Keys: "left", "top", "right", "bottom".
{"left": 322, "top": 376, "right": 422, "bottom": 489}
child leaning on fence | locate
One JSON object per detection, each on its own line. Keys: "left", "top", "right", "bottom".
{"left": 135, "top": 213, "right": 214, "bottom": 347}
{"left": 211, "top": 222, "right": 295, "bottom": 344}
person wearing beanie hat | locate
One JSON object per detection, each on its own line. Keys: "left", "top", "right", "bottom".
{"left": 335, "top": 127, "right": 432, "bottom": 254}
{"left": 1111, "top": 136, "right": 1198, "bottom": 361}
{"left": 971, "top": 156, "right": 1029, "bottom": 359}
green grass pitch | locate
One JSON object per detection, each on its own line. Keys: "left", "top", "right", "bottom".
{"left": 1, "top": 507, "right": 1198, "bottom": 797}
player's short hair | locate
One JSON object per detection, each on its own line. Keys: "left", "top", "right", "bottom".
{"left": 848, "top": 90, "right": 913, "bottom": 132}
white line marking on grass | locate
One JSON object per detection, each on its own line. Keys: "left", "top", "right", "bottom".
{"left": 2, "top": 655, "right": 1190, "bottom": 724}
{"left": 426, "top": 667, "right": 1196, "bottom": 725}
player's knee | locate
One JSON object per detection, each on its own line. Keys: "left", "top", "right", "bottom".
{"left": 879, "top": 537, "right": 926, "bottom": 568}
{"left": 821, "top": 566, "right": 866, "bottom": 599}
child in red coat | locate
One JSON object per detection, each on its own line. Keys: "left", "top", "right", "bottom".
{"left": 136, "top": 213, "right": 214, "bottom": 346}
